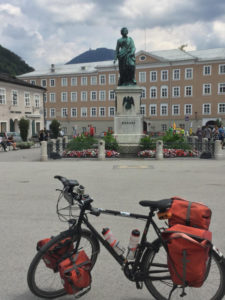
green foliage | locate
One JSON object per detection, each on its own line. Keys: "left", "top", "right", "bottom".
{"left": 103, "top": 132, "right": 119, "bottom": 151}
{"left": 17, "top": 141, "right": 33, "bottom": 149}
{"left": 162, "top": 130, "right": 191, "bottom": 150}
{"left": 0, "top": 45, "right": 34, "bottom": 76}
{"left": 50, "top": 119, "right": 61, "bottom": 139}
{"left": 18, "top": 118, "right": 29, "bottom": 141}
{"left": 67, "top": 134, "right": 98, "bottom": 151}
{"left": 216, "top": 119, "right": 222, "bottom": 127}
{"left": 139, "top": 136, "right": 155, "bottom": 150}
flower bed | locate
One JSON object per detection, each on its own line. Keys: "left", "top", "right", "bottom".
{"left": 62, "top": 149, "right": 120, "bottom": 158}
{"left": 138, "top": 149, "right": 199, "bottom": 158}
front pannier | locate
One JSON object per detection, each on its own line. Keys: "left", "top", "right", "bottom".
{"left": 168, "top": 197, "right": 212, "bottom": 230}
{"left": 162, "top": 224, "right": 212, "bottom": 288}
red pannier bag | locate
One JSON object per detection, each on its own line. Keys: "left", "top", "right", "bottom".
{"left": 59, "top": 250, "right": 92, "bottom": 295}
{"left": 162, "top": 224, "right": 212, "bottom": 287}
{"left": 37, "top": 237, "right": 73, "bottom": 271}
{"left": 168, "top": 197, "right": 212, "bottom": 230}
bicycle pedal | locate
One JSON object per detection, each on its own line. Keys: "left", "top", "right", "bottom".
{"left": 135, "top": 281, "right": 143, "bottom": 289}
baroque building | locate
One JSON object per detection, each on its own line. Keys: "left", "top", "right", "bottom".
{"left": 18, "top": 48, "right": 225, "bottom": 135}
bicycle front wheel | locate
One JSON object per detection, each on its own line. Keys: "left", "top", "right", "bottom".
{"left": 143, "top": 240, "right": 225, "bottom": 300}
{"left": 27, "top": 228, "right": 99, "bottom": 299}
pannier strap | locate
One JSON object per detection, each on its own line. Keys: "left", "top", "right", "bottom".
{"left": 185, "top": 202, "right": 192, "bottom": 226}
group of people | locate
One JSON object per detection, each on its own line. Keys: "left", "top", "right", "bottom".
{"left": 196, "top": 124, "right": 224, "bottom": 145}
{"left": 0, "top": 134, "right": 17, "bottom": 151}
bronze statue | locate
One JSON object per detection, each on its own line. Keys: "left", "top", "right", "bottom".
{"left": 114, "top": 27, "right": 136, "bottom": 86}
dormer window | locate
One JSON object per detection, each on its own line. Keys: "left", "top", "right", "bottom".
{"left": 139, "top": 55, "right": 146, "bottom": 61}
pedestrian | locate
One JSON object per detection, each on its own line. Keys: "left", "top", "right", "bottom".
{"left": 196, "top": 126, "right": 203, "bottom": 140}
{"left": 212, "top": 125, "right": 219, "bottom": 141}
{"left": 218, "top": 124, "right": 224, "bottom": 147}
{"left": 39, "top": 130, "right": 44, "bottom": 144}
{"left": 203, "top": 125, "right": 212, "bottom": 141}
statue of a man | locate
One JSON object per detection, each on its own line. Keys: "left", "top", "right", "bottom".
{"left": 114, "top": 27, "right": 136, "bottom": 86}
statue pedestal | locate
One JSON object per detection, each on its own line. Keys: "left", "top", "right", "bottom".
{"left": 114, "top": 86, "right": 144, "bottom": 156}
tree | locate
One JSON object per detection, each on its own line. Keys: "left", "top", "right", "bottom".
{"left": 50, "top": 119, "right": 61, "bottom": 139}
{"left": 19, "top": 118, "right": 30, "bottom": 141}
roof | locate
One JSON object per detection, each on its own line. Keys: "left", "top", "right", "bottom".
{"left": 18, "top": 48, "right": 225, "bottom": 78}
{"left": 66, "top": 48, "right": 115, "bottom": 64}
{"left": 0, "top": 73, "right": 45, "bottom": 90}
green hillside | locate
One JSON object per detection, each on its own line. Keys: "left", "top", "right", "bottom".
{"left": 0, "top": 45, "right": 34, "bottom": 76}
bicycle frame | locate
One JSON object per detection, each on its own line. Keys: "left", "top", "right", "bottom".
{"left": 73, "top": 204, "right": 166, "bottom": 276}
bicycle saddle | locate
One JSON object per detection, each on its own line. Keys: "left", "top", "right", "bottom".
{"left": 139, "top": 199, "right": 172, "bottom": 210}
{"left": 54, "top": 175, "right": 79, "bottom": 188}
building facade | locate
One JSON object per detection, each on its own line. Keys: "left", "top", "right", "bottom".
{"left": 0, "top": 74, "right": 45, "bottom": 137}
{"left": 18, "top": 48, "right": 225, "bottom": 135}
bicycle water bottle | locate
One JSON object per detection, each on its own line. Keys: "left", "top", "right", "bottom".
{"left": 127, "top": 229, "right": 140, "bottom": 260}
{"left": 102, "top": 228, "right": 125, "bottom": 256}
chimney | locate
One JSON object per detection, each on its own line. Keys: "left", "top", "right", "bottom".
{"left": 51, "top": 64, "right": 55, "bottom": 72}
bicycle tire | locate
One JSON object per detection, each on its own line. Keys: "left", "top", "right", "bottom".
{"left": 142, "top": 239, "right": 225, "bottom": 300}
{"left": 27, "top": 228, "right": 100, "bottom": 299}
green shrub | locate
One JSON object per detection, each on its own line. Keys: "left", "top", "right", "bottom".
{"left": 103, "top": 132, "right": 119, "bottom": 151}
{"left": 16, "top": 141, "right": 34, "bottom": 149}
{"left": 66, "top": 134, "right": 97, "bottom": 151}
{"left": 19, "top": 118, "right": 29, "bottom": 141}
{"left": 162, "top": 130, "right": 191, "bottom": 150}
{"left": 139, "top": 136, "right": 155, "bottom": 150}
{"left": 50, "top": 119, "right": 60, "bottom": 139}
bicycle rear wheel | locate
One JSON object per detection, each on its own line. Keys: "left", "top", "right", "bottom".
{"left": 27, "top": 228, "right": 99, "bottom": 299}
{"left": 143, "top": 240, "right": 225, "bottom": 300}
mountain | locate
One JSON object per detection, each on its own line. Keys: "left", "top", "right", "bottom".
{"left": 66, "top": 48, "right": 115, "bottom": 64}
{"left": 0, "top": 45, "right": 34, "bottom": 76}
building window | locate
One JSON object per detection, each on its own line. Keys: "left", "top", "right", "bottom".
{"left": 99, "top": 75, "right": 106, "bottom": 85}
{"left": 139, "top": 72, "right": 146, "bottom": 83}
{"left": 49, "top": 93, "right": 56, "bottom": 103}
{"left": 43, "top": 93, "right": 47, "bottom": 103}
{"left": 90, "top": 107, "right": 97, "bottom": 117}
{"left": 203, "top": 65, "right": 211, "bottom": 76}
{"left": 218, "top": 83, "right": 225, "bottom": 94}
{"left": 161, "top": 86, "right": 168, "bottom": 98}
{"left": 91, "top": 76, "right": 97, "bottom": 85}
{"left": 161, "top": 70, "right": 168, "bottom": 81}
{"left": 99, "top": 107, "right": 106, "bottom": 117}
{"left": 150, "top": 87, "right": 157, "bottom": 99}
{"left": 30, "top": 80, "right": 36, "bottom": 85}
{"left": 50, "top": 79, "right": 55, "bottom": 87}
{"left": 203, "top": 84, "right": 211, "bottom": 95}
{"left": 41, "top": 79, "right": 47, "bottom": 87}
{"left": 61, "top": 108, "right": 68, "bottom": 117}
{"left": 34, "top": 94, "right": 40, "bottom": 107}
{"left": 140, "top": 104, "right": 146, "bottom": 116}
{"left": 109, "top": 74, "right": 116, "bottom": 85}
{"left": 24, "top": 92, "right": 30, "bottom": 107}
{"left": 99, "top": 90, "right": 106, "bottom": 101}
{"left": 140, "top": 55, "right": 146, "bottom": 61}
{"left": 0, "top": 88, "right": 6, "bottom": 104}
{"left": 12, "top": 90, "right": 18, "bottom": 106}
{"left": 218, "top": 103, "right": 225, "bottom": 114}
{"left": 150, "top": 71, "right": 157, "bottom": 82}
{"left": 172, "top": 86, "right": 180, "bottom": 97}
{"left": 71, "top": 77, "right": 77, "bottom": 86}
{"left": 81, "top": 77, "right": 87, "bottom": 86}
{"left": 109, "top": 90, "right": 115, "bottom": 100}
{"left": 184, "top": 104, "right": 192, "bottom": 115}
{"left": 172, "top": 104, "right": 180, "bottom": 115}
{"left": 185, "top": 86, "right": 193, "bottom": 97}
{"left": 108, "top": 107, "right": 115, "bottom": 116}
{"left": 71, "top": 108, "right": 77, "bottom": 117}
{"left": 90, "top": 91, "right": 97, "bottom": 101}
{"left": 141, "top": 87, "right": 146, "bottom": 99}
{"left": 185, "top": 68, "right": 193, "bottom": 79}
{"left": 71, "top": 92, "right": 77, "bottom": 102}
{"left": 81, "top": 91, "right": 87, "bottom": 101}
{"left": 219, "top": 64, "right": 225, "bottom": 74}
{"left": 81, "top": 107, "right": 87, "bottom": 117}
{"left": 162, "top": 124, "right": 167, "bottom": 131}
{"left": 61, "top": 77, "right": 68, "bottom": 86}
{"left": 173, "top": 69, "right": 180, "bottom": 80}
{"left": 149, "top": 104, "right": 157, "bottom": 116}
{"left": 160, "top": 103, "right": 168, "bottom": 116}
{"left": 203, "top": 103, "right": 211, "bottom": 115}
{"left": 50, "top": 108, "right": 55, "bottom": 118}
{"left": 61, "top": 92, "right": 68, "bottom": 102}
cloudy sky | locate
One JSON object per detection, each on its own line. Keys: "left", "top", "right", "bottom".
{"left": 1, "top": 0, "right": 225, "bottom": 70}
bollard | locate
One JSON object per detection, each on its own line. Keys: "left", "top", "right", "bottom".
{"left": 156, "top": 140, "right": 163, "bottom": 160}
{"left": 98, "top": 139, "right": 105, "bottom": 160}
{"left": 57, "top": 137, "right": 63, "bottom": 154}
{"left": 51, "top": 139, "right": 56, "bottom": 152}
{"left": 214, "top": 140, "right": 224, "bottom": 160}
{"left": 40, "top": 141, "right": 48, "bottom": 161}
{"left": 202, "top": 138, "right": 208, "bottom": 152}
